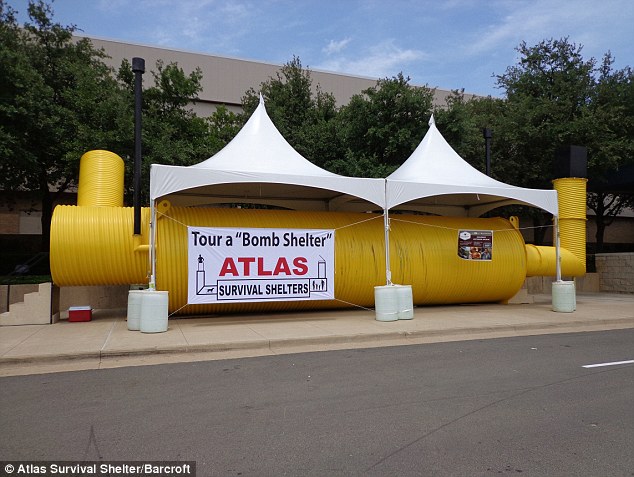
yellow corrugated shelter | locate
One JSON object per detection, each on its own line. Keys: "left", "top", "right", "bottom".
{"left": 51, "top": 150, "right": 587, "bottom": 315}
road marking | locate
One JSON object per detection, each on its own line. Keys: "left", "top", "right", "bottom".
{"left": 582, "top": 359, "right": 634, "bottom": 369}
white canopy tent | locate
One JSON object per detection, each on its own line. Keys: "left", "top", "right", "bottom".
{"left": 147, "top": 103, "right": 562, "bottom": 294}
{"left": 148, "top": 96, "right": 385, "bottom": 288}
{"left": 150, "top": 96, "right": 385, "bottom": 211}
{"left": 383, "top": 115, "right": 562, "bottom": 284}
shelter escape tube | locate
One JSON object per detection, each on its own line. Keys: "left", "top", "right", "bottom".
{"left": 51, "top": 206, "right": 150, "bottom": 286}
{"left": 77, "top": 150, "right": 124, "bottom": 207}
{"left": 51, "top": 150, "right": 150, "bottom": 286}
{"left": 553, "top": 178, "right": 588, "bottom": 270}
{"left": 525, "top": 244, "right": 585, "bottom": 277}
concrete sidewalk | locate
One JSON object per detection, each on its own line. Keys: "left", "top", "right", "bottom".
{"left": 1, "top": 292, "right": 633, "bottom": 376}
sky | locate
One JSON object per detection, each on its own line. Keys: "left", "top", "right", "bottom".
{"left": 8, "top": 0, "right": 634, "bottom": 97}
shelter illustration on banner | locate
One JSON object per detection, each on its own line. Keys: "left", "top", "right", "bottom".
{"left": 187, "top": 226, "right": 335, "bottom": 304}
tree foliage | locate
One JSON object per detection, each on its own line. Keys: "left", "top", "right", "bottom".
{"left": 241, "top": 61, "right": 435, "bottom": 178}
{"left": 0, "top": 0, "right": 223, "bottom": 249}
{"left": 335, "top": 73, "right": 434, "bottom": 176}
{"left": 494, "top": 39, "right": 596, "bottom": 189}
{"left": 0, "top": 0, "right": 124, "bottom": 249}
{"left": 432, "top": 91, "right": 507, "bottom": 176}
{"left": 434, "top": 39, "right": 633, "bottom": 246}
{"left": 115, "top": 59, "right": 218, "bottom": 203}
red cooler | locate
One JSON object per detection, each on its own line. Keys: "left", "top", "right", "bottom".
{"left": 68, "top": 306, "right": 92, "bottom": 322}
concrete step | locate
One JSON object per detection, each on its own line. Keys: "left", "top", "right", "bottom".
{"left": 0, "top": 283, "right": 58, "bottom": 326}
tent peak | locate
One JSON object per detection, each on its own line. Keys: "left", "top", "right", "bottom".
{"left": 428, "top": 114, "right": 435, "bottom": 126}
{"left": 259, "top": 92, "right": 264, "bottom": 105}
{"left": 385, "top": 116, "right": 559, "bottom": 215}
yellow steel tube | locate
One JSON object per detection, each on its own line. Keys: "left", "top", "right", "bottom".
{"left": 50, "top": 206, "right": 150, "bottom": 286}
{"left": 51, "top": 206, "right": 528, "bottom": 314}
{"left": 525, "top": 244, "right": 585, "bottom": 277}
{"left": 389, "top": 216, "right": 526, "bottom": 306}
{"left": 77, "top": 150, "right": 124, "bottom": 207}
{"left": 553, "top": 178, "right": 587, "bottom": 272}
{"left": 155, "top": 208, "right": 527, "bottom": 314}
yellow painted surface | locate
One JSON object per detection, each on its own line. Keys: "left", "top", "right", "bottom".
{"left": 50, "top": 150, "right": 589, "bottom": 315}
{"left": 553, "top": 178, "right": 587, "bottom": 271}
{"left": 525, "top": 244, "right": 585, "bottom": 277}
{"left": 77, "top": 150, "right": 124, "bottom": 208}
{"left": 155, "top": 208, "right": 527, "bottom": 314}
{"left": 50, "top": 206, "right": 150, "bottom": 286}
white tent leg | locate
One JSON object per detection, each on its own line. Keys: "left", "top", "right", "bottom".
{"left": 384, "top": 208, "right": 392, "bottom": 286}
{"left": 149, "top": 199, "right": 157, "bottom": 290}
{"left": 554, "top": 215, "right": 561, "bottom": 282}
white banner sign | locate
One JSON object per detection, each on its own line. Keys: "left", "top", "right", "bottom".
{"left": 187, "top": 226, "right": 335, "bottom": 304}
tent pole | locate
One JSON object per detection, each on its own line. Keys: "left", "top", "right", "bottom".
{"left": 384, "top": 208, "right": 392, "bottom": 286}
{"left": 555, "top": 215, "right": 562, "bottom": 282}
{"left": 149, "top": 199, "right": 157, "bottom": 290}
{"left": 383, "top": 178, "right": 392, "bottom": 286}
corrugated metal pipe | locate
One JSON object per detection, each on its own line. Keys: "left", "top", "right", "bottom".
{"left": 51, "top": 150, "right": 587, "bottom": 315}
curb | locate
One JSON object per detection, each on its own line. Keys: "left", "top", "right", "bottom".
{"left": 2, "top": 317, "right": 633, "bottom": 368}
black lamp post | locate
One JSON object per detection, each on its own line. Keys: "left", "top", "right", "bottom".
{"left": 132, "top": 57, "right": 145, "bottom": 235}
{"left": 483, "top": 128, "right": 492, "bottom": 176}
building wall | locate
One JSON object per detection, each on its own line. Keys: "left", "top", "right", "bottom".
{"left": 595, "top": 253, "right": 634, "bottom": 293}
{"left": 586, "top": 213, "right": 634, "bottom": 247}
{"left": 86, "top": 36, "right": 466, "bottom": 115}
{"left": 0, "top": 213, "right": 19, "bottom": 234}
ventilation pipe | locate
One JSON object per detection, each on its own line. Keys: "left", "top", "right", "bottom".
{"left": 553, "top": 178, "right": 588, "bottom": 270}
{"left": 550, "top": 145, "right": 588, "bottom": 312}
{"left": 553, "top": 145, "right": 588, "bottom": 271}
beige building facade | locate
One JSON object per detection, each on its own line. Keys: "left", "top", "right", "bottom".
{"left": 87, "top": 36, "right": 462, "bottom": 116}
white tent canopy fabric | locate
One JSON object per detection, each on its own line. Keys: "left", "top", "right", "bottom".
{"left": 386, "top": 115, "right": 559, "bottom": 217}
{"left": 150, "top": 96, "right": 385, "bottom": 211}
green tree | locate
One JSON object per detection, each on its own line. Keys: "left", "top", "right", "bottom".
{"left": 335, "top": 73, "right": 435, "bottom": 176}
{"left": 240, "top": 60, "right": 435, "bottom": 179}
{"left": 0, "top": 0, "right": 125, "bottom": 251}
{"left": 1, "top": 0, "right": 224, "bottom": 251}
{"left": 205, "top": 105, "right": 243, "bottom": 150}
{"left": 433, "top": 90, "right": 508, "bottom": 176}
{"left": 496, "top": 38, "right": 595, "bottom": 189}
{"left": 584, "top": 56, "right": 634, "bottom": 250}
{"left": 493, "top": 38, "right": 633, "bottom": 247}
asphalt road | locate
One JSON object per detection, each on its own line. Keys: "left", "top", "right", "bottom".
{"left": 1, "top": 329, "right": 633, "bottom": 477}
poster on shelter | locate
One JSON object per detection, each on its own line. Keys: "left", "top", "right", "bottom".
{"left": 457, "top": 230, "right": 493, "bottom": 261}
{"left": 187, "top": 226, "right": 335, "bottom": 304}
